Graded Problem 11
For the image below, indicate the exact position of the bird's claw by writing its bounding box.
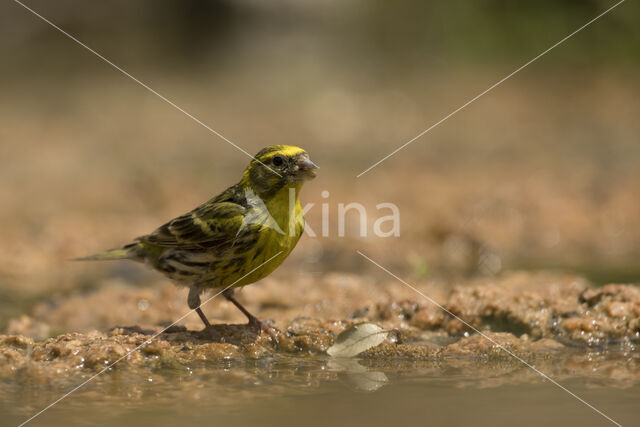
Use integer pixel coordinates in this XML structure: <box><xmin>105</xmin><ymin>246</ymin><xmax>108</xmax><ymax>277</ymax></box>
<box><xmin>249</xmin><ymin>318</ymin><xmax>280</xmax><ymax>345</ymax></box>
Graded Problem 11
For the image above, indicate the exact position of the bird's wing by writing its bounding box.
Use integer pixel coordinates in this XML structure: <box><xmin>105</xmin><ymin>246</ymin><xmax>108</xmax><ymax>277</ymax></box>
<box><xmin>137</xmin><ymin>188</ymin><xmax>251</xmax><ymax>249</ymax></box>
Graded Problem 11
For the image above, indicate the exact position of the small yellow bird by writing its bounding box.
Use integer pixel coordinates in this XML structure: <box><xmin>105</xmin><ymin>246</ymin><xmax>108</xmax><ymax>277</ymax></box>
<box><xmin>78</xmin><ymin>145</ymin><xmax>318</xmax><ymax>337</ymax></box>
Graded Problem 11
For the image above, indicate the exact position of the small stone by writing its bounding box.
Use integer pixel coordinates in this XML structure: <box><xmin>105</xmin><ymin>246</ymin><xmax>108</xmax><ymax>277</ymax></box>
<box><xmin>0</xmin><ymin>335</ymin><xmax>34</xmax><ymax>349</ymax></box>
<box><xmin>562</xmin><ymin>317</ymin><xmax>595</xmax><ymax>333</ymax></box>
<box><xmin>579</xmin><ymin>288</ymin><xmax>603</xmax><ymax>306</ymax></box>
<box><xmin>605</xmin><ymin>302</ymin><xmax>630</xmax><ymax>318</ymax></box>
<box><xmin>140</xmin><ymin>340</ymin><xmax>171</xmax><ymax>356</ymax></box>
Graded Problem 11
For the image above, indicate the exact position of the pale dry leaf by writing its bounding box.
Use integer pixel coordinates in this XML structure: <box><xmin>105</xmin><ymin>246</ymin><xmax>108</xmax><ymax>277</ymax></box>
<box><xmin>327</xmin><ymin>322</ymin><xmax>388</xmax><ymax>358</ymax></box>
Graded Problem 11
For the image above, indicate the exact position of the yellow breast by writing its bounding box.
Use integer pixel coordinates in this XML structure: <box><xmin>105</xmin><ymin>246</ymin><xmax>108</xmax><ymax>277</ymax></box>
<box><xmin>230</xmin><ymin>184</ymin><xmax>305</xmax><ymax>288</ymax></box>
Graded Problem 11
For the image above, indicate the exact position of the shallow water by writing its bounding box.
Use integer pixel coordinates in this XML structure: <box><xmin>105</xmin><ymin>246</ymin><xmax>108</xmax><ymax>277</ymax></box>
<box><xmin>2</xmin><ymin>355</ymin><xmax>637</xmax><ymax>427</ymax></box>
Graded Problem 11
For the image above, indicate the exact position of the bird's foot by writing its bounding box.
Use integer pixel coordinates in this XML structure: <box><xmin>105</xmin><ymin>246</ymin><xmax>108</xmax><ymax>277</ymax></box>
<box><xmin>248</xmin><ymin>317</ymin><xmax>280</xmax><ymax>345</ymax></box>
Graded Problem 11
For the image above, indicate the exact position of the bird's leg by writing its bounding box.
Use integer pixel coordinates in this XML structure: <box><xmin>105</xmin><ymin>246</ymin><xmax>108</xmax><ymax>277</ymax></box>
<box><xmin>188</xmin><ymin>286</ymin><xmax>211</xmax><ymax>329</ymax></box>
<box><xmin>222</xmin><ymin>288</ymin><xmax>278</xmax><ymax>342</ymax></box>
<box><xmin>222</xmin><ymin>288</ymin><xmax>260</xmax><ymax>326</ymax></box>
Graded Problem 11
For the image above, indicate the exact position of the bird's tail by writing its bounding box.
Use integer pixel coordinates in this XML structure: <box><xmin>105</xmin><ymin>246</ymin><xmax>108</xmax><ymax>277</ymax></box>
<box><xmin>73</xmin><ymin>243</ymin><xmax>142</xmax><ymax>261</ymax></box>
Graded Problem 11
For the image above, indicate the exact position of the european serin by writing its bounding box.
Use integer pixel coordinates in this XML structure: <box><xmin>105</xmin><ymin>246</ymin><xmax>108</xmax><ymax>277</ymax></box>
<box><xmin>78</xmin><ymin>145</ymin><xmax>318</xmax><ymax>336</ymax></box>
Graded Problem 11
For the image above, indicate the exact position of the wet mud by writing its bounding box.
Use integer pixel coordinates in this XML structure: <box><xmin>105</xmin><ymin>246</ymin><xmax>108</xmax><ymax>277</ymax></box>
<box><xmin>2</xmin><ymin>271</ymin><xmax>639</xmax><ymax>394</ymax></box>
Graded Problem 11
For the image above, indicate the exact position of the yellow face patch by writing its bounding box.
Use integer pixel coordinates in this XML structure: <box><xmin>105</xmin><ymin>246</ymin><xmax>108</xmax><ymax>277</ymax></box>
<box><xmin>261</xmin><ymin>145</ymin><xmax>306</xmax><ymax>161</ymax></box>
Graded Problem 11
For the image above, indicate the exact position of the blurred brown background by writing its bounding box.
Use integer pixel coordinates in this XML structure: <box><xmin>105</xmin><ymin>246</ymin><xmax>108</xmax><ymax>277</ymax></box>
<box><xmin>1</xmin><ymin>0</ymin><xmax>639</xmax><ymax>329</ymax></box>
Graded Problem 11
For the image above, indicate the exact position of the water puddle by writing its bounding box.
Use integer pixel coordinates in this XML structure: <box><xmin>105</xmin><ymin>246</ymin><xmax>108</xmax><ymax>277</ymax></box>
<box><xmin>2</xmin><ymin>352</ymin><xmax>638</xmax><ymax>426</ymax></box>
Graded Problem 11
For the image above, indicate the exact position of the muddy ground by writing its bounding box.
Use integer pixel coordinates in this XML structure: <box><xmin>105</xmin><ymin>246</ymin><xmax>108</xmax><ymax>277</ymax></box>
<box><xmin>2</xmin><ymin>271</ymin><xmax>639</xmax><ymax>397</ymax></box>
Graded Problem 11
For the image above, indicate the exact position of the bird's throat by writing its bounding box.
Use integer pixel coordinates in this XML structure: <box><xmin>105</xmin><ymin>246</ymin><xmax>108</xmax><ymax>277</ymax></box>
<box><xmin>265</xmin><ymin>183</ymin><xmax>303</xmax><ymax>235</ymax></box>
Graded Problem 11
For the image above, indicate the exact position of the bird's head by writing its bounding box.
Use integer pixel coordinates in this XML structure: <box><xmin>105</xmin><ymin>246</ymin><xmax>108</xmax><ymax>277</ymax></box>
<box><xmin>242</xmin><ymin>145</ymin><xmax>318</xmax><ymax>197</ymax></box>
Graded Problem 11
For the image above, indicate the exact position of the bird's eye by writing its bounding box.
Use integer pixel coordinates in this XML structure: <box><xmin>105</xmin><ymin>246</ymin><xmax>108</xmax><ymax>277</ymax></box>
<box><xmin>272</xmin><ymin>155</ymin><xmax>284</xmax><ymax>166</ymax></box>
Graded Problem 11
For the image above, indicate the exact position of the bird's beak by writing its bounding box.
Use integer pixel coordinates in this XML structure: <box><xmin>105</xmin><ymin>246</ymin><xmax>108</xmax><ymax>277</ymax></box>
<box><xmin>298</xmin><ymin>158</ymin><xmax>319</xmax><ymax>171</ymax></box>
<box><xmin>295</xmin><ymin>157</ymin><xmax>318</xmax><ymax>180</ymax></box>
